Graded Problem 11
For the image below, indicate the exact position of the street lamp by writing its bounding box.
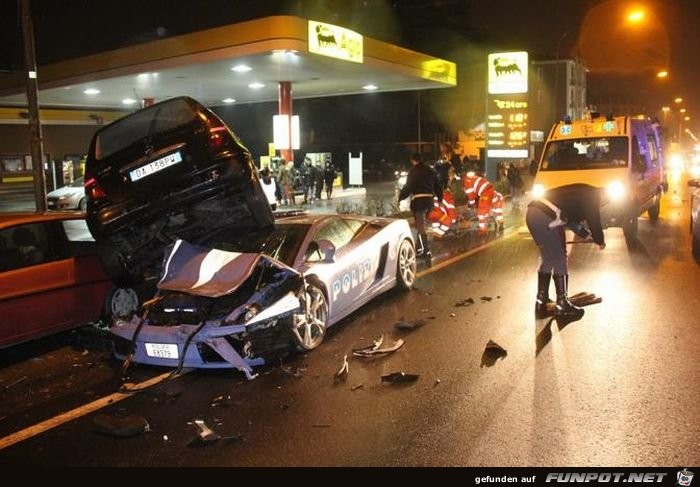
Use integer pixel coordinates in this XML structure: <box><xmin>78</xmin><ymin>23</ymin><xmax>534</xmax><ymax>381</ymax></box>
<box><xmin>680</xmin><ymin>108</ymin><xmax>687</xmax><ymax>114</ymax></box>
<box><xmin>656</xmin><ymin>70</ymin><xmax>668</xmax><ymax>79</ymax></box>
<box><xmin>675</xmin><ymin>97</ymin><xmax>683</xmax><ymax>104</ymax></box>
<box><xmin>626</xmin><ymin>9</ymin><xmax>646</xmax><ymax>24</ymax></box>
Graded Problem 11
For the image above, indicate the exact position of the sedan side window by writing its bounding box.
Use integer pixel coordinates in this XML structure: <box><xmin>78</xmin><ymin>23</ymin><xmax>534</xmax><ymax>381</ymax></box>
<box><xmin>0</xmin><ymin>222</ymin><xmax>70</xmax><ymax>272</ymax></box>
<box><xmin>305</xmin><ymin>219</ymin><xmax>361</xmax><ymax>262</ymax></box>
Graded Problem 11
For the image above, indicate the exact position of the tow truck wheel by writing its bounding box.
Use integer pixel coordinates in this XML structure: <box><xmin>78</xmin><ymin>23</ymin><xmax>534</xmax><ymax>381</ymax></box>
<box><xmin>648</xmin><ymin>194</ymin><xmax>661</xmax><ymax>223</ymax></box>
<box><xmin>623</xmin><ymin>214</ymin><xmax>638</xmax><ymax>241</ymax></box>
<box><xmin>292</xmin><ymin>279</ymin><xmax>328</xmax><ymax>351</ymax></box>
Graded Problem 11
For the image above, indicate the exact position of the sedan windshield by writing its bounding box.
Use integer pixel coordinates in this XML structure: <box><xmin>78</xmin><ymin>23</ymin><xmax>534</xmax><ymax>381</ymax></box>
<box><xmin>200</xmin><ymin>224</ymin><xmax>310</xmax><ymax>267</ymax></box>
<box><xmin>541</xmin><ymin>137</ymin><xmax>629</xmax><ymax>171</ymax></box>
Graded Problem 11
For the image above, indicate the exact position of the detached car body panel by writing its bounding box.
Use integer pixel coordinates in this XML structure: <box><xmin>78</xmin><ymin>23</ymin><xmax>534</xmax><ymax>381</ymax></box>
<box><xmin>110</xmin><ymin>215</ymin><xmax>415</xmax><ymax>377</ymax></box>
<box><xmin>84</xmin><ymin>96</ymin><xmax>273</xmax><ymax>283</ymax></box>
<box><xmin>0</xmin><ymin>213</ymin><xmax>113</xmax><ymax>348</ymax></box>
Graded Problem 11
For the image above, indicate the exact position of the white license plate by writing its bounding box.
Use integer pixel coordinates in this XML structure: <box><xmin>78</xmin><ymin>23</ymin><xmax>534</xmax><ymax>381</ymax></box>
<box><xmin>144</xmin><ymin>343</ymin><xmax>179</xmax><ymax>359</ymax></box>
<box><xmin>129</xmin><ymin>151</ymin><xmax>183</xmax><ymax>182</ymax></box>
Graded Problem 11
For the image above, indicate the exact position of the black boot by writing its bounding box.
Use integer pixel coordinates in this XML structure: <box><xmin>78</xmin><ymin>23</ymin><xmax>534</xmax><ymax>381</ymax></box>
<box><xmin>535</xmin><ymin>271</ymin><xmax>552</xmax><ymax>319</ymax></box>
<box><xmin>553</xmin><ymin>274</ymin><xmax>584</xmax><ymax>321</ymax></box>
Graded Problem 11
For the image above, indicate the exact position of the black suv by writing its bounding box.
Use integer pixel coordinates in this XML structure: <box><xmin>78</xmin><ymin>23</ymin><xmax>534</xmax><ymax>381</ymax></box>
<box><xmin>85</xmin><ymin>97</ymin><xmax>274</xmax><ymax>283</ymax></box>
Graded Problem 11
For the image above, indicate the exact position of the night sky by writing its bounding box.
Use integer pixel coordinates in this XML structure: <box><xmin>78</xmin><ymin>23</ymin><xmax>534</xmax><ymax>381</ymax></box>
<box><xmin>1</xmin><ymin>0</ymin><xmax>698</xmax><ymax>135</ymax></box>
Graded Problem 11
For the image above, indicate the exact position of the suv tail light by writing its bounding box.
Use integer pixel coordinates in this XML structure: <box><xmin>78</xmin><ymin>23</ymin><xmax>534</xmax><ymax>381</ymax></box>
<box><xmin>208</xmin><ymin>125</ymin><xmax>229</xmax><ymax>155</ymax></box>
<box><xmin>85</xmin><ymin>177</ymin><xmax>107</xmax><ymax>200</ymax></box>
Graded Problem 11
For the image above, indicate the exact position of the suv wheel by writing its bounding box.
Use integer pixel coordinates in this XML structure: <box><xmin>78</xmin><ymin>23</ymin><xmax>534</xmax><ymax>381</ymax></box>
<box><xmin>623</xmin><ymin>214</ymin><xmax>638</xmax><ymax>242</ymax></box>
<box><xmin>647</xmin><ymin>194</ymin><xmax>661</xmax><ymax>223</ymax></box>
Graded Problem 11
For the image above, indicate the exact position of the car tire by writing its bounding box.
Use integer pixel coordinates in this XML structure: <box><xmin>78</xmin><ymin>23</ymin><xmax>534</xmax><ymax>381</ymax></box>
<box><xmin>623</xmin><ymin>214</ymin><xmax>638</xmax><ymax>242</ymax></box>
<box><xmin>396</xmin><ymin>238</ymin><xmax>416</xmax><ymax>290</ymax></box>
<box><xmin>647</xmin><ymin>194</ymin><xmax>660</xmax><ymax>223</ymax></box>
<box><xmin>103</xmin><ymin>286</ymin><xmax>139</xmax><ymax>324</ymax></box>
<box><xmin>291</xmin><ymin>278</ymin><xmax>329</xmax><ymax>352</ymax></box>
<box><xmin>78</xmin><ymin>198</ymin><xmax>87</xmax><ymax>211</ymax></box>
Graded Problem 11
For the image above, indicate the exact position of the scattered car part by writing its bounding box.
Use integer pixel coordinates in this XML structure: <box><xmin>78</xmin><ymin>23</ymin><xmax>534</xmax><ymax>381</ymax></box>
<box><xmin>380</xmin><ymin>372</ymin><xmax>420</xmax><ymax>384</ymax></box>
<box><xmin>455</xmin><ymin>298</ymin><xmax>475</xmax><ymax>307</ymax></box>
<box><xmin>353</xmin><ymin>338</ymin><xmax>405</xmax><ymax>357</ymax></box>
<box><xmin>93</xmin><ymin>413</ymin><xmax>150</xmax><ymax>438</ymax></box>
<box><xmin>334</xmin><ymin>354</ymin><xmax>349</xmax><ymax>382</ymax></box>
<box><xmin>394</xmin><ymin>319</ymin><xmax>426</xmax><ymax>330</ymax></box>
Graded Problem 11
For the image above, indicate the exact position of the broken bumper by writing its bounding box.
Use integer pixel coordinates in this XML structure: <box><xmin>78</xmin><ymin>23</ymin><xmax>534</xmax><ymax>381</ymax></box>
<box><xmin>111</xmin><ymin>293</ymin><xmax>301</xmax><ymax>379</ymax></box>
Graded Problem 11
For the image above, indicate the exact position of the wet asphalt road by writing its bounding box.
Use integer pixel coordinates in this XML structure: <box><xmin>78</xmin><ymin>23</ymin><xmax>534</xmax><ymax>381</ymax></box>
<box><xmin>0</xmin><ymin>175</ymin><xmax>698</xmax><ymax>466</ymax></box>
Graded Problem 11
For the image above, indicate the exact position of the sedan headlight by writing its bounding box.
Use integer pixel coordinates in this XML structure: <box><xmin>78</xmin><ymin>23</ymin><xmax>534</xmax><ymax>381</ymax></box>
<box><xmin>398</xmin><ymin>175</ymin><xmax>407</xmax><ymax>187</ymax></box>
<box><xmin>606</xmin><ymin>180</ymin><xmax>626</xmax><ymax>201</ymax></box>
<box><xmin>531</xmin><ymin>183</ymin><xmax>545</xmax><ymax>199</ymax></box>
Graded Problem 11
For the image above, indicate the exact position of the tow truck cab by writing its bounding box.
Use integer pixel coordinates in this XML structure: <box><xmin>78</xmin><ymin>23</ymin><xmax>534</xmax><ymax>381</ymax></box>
<box><xmin>532</xmin><ymin>115</ymin><xmax>665</xmax><ymax>241</ymax></box>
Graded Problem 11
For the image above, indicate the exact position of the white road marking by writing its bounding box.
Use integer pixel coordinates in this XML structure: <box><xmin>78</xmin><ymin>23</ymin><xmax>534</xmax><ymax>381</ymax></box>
<box><xmin>0</xmin><ymin>371</ymin><xmax>175</xmax><ymax>451</ymax></box>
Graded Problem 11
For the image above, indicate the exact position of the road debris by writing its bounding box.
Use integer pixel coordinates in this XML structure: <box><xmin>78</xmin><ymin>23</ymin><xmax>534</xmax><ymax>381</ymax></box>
<box><xmin>481</xmin><ymin>340</ymin><xmax>508</xmax><ymax>367</ymax></box>
<box><xmin>353</xmin><ymin>336</ymin><xmax>405</xmax><ymax>357</ymax></box>
<box><xmin>334</xmin><ymin>354</ymin><xmax>349</xmax><ymax>382</ymax></box>
<box><xmin>281</xmin><ymin>365</ymin><xmax>307</xmax><ymax>378</ymax></box>
<box><xmin>480</xmin><ymin>296</ymin><xmax>493</xmax><ymax>302</ymax></box>
<box><xmin>3</xmin><ymin>376</ymin><xmax>28</xmax><ymax>391</ymax></box>
<box><xmin>394</xmin><ymin>319</ymin><xmax>426</xmax><ymax>330</ymax></box>
<box><xmin>351</xmin><ymin>383</ymin><xmax>364</xmax><ymax>391</ymax></box>
<box><xmin>380</xmin><ymin>372</ymin><xmax>420</xmax><ymax>384</ymax></box>
<box><xmin>455</xmin><ymin>298</ymin><xmax>475</xmax><ymax>307</ymax></box>
<box><xmin>312</xmin><ymin>423</ymin><xmax>331</xmax><ymax>428</ymax></box>
<box><xmin>210</xmin><ymin>394</ymin><xmax>232</xmax><ymax>408</ymax></box>
<box><xmin>449</xmin><ymin>313</ymin><xmax>456</xmax><ymax>317</ymax></box>
<box><xmin>194</xmin><ymin>419</ymin><xmax>220</xmax><ymax>442</ymax></box>
<box><xmin>93</xmin><ymin>413</ymin><xmax>150</xmax><ymax>438</ymax></box>
<box><xmin>434</xmin><ymin>378</ymin><xmax>441</xmax><ymax>387</ymax></box>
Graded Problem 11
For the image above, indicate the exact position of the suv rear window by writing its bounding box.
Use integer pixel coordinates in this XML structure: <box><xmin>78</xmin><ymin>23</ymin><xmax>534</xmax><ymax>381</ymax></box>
<box><xmin>94</xmin><ymin>98</ymin><xmax>198</xmax><ymax>160</ymax></box>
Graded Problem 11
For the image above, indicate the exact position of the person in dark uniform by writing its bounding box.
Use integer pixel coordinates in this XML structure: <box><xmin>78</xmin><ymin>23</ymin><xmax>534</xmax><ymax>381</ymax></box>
<box><xmin>323</xmin><ymin>161</ymin><xmax>337</xmax><ymax>199</ymax></box>
<box><xmin>526</xmin><ymin>183</ymin><xmax>606</xmax><ymax>321</ymax></box>
<box><xmin>398</xmin><ymin>153</ymin><xmax>443</xmax><ymax>259</ymax></box>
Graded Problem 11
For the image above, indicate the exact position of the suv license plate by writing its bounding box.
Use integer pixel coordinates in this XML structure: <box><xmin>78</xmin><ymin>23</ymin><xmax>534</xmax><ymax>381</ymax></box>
<box><xmin>144</xmin><ymin>343</ymin><xmax>179</xmax><ymax>359</ymax></box>
<box><xmin>129</xmin><ymin>151</ymin><xmax>182</xmax><ymax>182</ymax></box>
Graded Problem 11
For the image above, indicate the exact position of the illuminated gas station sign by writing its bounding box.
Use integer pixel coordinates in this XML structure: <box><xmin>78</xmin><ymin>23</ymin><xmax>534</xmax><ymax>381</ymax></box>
<box><xmin>487</xmin><ymin>97</ymin><xmax>529</xmax><ymax>158</ymax></box>
<box><xmin>488</xmin><ymin>51</ymin><xmax>528</xmax><ymax>95</ymax></box>
<box><xmin>308</xmin><ymin>21</ymin><xmax>363</xmax><ymax>63</ymax></box>
<box><xmin>486</xmin><ymin>51</ymin><xmax>529</xmax><ymax>162</ymax></box>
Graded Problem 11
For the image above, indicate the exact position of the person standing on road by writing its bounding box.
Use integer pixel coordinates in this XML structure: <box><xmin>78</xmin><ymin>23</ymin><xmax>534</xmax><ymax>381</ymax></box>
<box><xmin>313</xmin><ymin>162</ymin><xmax>325</xmax><ymax>201</ymax></box>
<box><xmin>277</xmin><ymin>158</ymin><xmax>293</xmax><ymax>206</ymax></box>
<box><xmin>398</xmin><ymin>153</ymin><xmax>443</xmax><ymax>259</ymax></box>
<box><xmin>301</xmin><ymin>157</ymin><xmax>315</xmax><ymax>204</ymax></box>
<box><xmin>526</xmin><ymin>183</ymin><xmax>606</xmax><ymax>322</ymax></box>
<box><xmin>259</xmin><ymin>167</ymin><xmax>279</xmax><ymax>211</ymax></box>
<box><xmin>507</xmin><ymin>162</ymin><xmax>524</xmax><ymax>212</ymax></box>
<box><xmin>323</xmin><ymin>161</ymin><xmax>337</xmax><ymax>200</ymax></box>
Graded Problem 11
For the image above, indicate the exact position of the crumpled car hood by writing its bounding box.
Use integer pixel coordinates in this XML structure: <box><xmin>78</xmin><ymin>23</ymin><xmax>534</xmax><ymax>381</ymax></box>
<box><xmin>158</xmin><ymin>239</ymin><xmax>300</xmax><ymax>298</ymax></box>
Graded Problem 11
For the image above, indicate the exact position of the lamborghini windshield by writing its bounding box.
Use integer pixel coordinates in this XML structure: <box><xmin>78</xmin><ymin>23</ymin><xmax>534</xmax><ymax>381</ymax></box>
<box><xmin>541</xmin><ymin>137</ymin><xmax>629</xmax><ymax>171</ymax></box>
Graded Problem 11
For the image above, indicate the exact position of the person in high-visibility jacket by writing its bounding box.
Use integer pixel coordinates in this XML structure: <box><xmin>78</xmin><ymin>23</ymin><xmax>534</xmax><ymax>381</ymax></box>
<box><xmin>428</xmin><ymin>189</ymin><xmax>457</xmax><ymax>237</ymax></box>
<box><xmin>461</xmin><ymin>172</ymin><xmax>504</xmax><ymax>233</ymax></box>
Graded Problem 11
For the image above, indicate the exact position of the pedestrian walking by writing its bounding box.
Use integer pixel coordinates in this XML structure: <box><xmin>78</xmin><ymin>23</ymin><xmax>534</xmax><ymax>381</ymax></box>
<box><xmin>323</xmin><ymin>161</ymin><xmax>337</xmax><ymax>199</ymax></box>
<box><xmin>313</xmin><ymin>162</ymin><xmax>325</xmax><ymax>200</ymax></box>
<box><xmin>526</xmin><ymin>183</ymin><xmax>606</xmax><ymax>322</ymax></box>
<box><xmin>398</xmin><ymin>153</ymin><xmax>443</xmax><ymax>260</ymax></box>
<box><xmin>507</xmin><ymin>162</ymin><xmax>524</xmax><ymax>212</ymax></box>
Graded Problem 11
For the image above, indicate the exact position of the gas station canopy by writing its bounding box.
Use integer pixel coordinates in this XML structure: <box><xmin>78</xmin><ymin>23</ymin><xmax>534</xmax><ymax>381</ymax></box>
<box><xmin>0</xmin><ymin>16</ymin><xmax>456</xmax><ymax>110</ymax></box>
